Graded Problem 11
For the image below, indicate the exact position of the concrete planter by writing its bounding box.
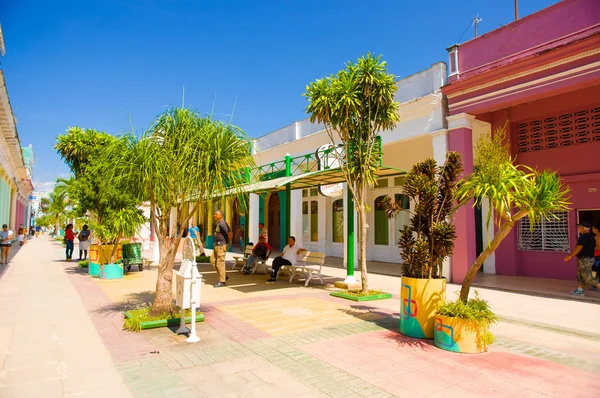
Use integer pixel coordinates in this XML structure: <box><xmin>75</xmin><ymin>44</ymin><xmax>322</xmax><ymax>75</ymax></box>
<box><xmin>123</xmin><ymin>311</ymin><xmax>205</xmax><ymax>330</ymax></box>
<box><xmin>330</xmin><ymin>291</ymin><xmax>392</xmax><ymax>302</ymax></box>
<box><xmin>99</xmin><ymin>263</ymin><xmax>124</xmax><ymax>280</ymax></box>
<box><xmin>89</xmin><ymin>262</ymin><xmax>101</xmax><ymax>277</ymax></box>
<box><xmin>399</xmin><ymin>276</ymin><xmax>446</xmax><ymax>339</ymax></box>
<box><xmin>434</xmin><ymin>314</ymin><xmax>490</xmax><ymax>354</ymax></box>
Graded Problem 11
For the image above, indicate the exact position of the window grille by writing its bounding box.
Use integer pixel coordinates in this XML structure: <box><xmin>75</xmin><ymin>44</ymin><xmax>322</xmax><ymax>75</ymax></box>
<box><xmin>518</xmin><ymin>211</ymin><xmax>569</xmax><ymax>252</ymax></box>
<box><xmin>516</xmin><ymin>106</ymin><xmax>600</xmax><ymax>153</ymax></box>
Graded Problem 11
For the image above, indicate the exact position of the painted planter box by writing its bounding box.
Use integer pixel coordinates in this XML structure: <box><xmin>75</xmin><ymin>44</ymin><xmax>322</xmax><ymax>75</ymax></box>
<box><xmin>89</xmin><ymin>262</ymin><xmax>101</xmax><ymax>277</ymax></box>
<box><xmin>434</xmin><ymin>314</ymin><xmax>490</xmax><ymax>354</ymax></box>
<box><xmin>99</xmin><ymin>264</ymin><xmax>124</xmax><ymax>280</ymax></box>
<box><xmin>399</xmin><ymin>276</ymin><xmax>446</xmax><ymax>339</ymax></box>
<box><xmin>123</xmin><ymin>311</ymin><xmax>205</xmax><ymax>330</ymax></box>
<box><xmin>330</xmin><ymin>291</ymin><xmax>392</xmax><ymax>302</ymax></box>
<box><xmin>89</xmin><ymin>244</ymin><xmax>123</xmax><ymax>266</ymax></box>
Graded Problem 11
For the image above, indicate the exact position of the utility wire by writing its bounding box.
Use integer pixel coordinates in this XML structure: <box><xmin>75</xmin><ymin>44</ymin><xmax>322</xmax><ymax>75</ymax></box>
<box><xmin>457</xmin><ymin>18</ymin><xmax>474</xmax><ymax>43</ymax></box>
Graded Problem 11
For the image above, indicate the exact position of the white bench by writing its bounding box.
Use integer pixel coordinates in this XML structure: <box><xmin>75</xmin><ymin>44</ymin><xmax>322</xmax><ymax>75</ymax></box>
<box><xmin>232</xmin><ymin>245</ymin><xmax>253</xmax><ymax>271</ymax></box>
<box><xmin>281</xmin><ymin>252</ymin><xmax>326</xmax><ymax>286</ymax></box>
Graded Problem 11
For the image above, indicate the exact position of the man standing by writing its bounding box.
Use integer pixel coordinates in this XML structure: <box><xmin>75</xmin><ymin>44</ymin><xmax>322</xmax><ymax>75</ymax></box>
<box><xmin>564</xmin><ymin>221</ymin><xmax>600</xmax><ymax>296</ymax></box>
<box><xmin>259</xmin><ymin>222</ymin><xmax>268</xmax><ymax>243</ymax></box>
<box><xmin>210</xmin><ymin>210</ymin><xmax>230</xmax><ymax>287</ymax></box>
<box><xmin>267</xmin><ymin>236</ymin><xmax>305</xmax><ymax>282</ymax></box>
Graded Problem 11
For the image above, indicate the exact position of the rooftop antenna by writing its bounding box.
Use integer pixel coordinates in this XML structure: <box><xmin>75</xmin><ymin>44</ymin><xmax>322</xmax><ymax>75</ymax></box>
<box><xmin>473</xmin><ymin>14</ymin><xmax>482</xmax><ymax>38</ymax></box>
<box><xmin>514</xmin><ymin>0</ymin><xmax>519</xmax><ymax>20</ymax></box>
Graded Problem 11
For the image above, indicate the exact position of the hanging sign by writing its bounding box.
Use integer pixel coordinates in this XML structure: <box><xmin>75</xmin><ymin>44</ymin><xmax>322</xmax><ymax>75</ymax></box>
<box><xmin>316</xmin><ymin>144</ymin><xmax>344</xmax><ymax>198</ymax></box>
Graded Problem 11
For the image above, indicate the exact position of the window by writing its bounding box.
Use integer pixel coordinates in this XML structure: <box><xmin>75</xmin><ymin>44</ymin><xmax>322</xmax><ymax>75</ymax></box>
<box><xmin>302</xmin><ymin>202</ymin><xmax>309</xmax><ymax>242</ymax></box>
<box><xmin>394</xmin><ymin>176</ymin><xmax>405</xmax><ymax>186</ymax></box>
<box><xmin>394</xmin><ymin>194</ymin><xmax>410</xmax><ymax>246</ymax></box>
<box><xmin>332</xmin><ymin>199</ymin><xmax>343</xmax><ymax>243</ymax></box>
<box><xmin>374</xmin><ymin>196</ymin><xmax>388</xmax><ymax>245</ymax></box>
<box><xmin>376</xmin><ymin>178</ymin><xmax>389</xmax><ymax>188</ymax></box>
<box><xmin>310</xmin><ymin>201</ymin><xmax>319</xmax><ymax>241</ymax></box>
<box><xmin>310</xmin><ymin>188</ymin><xmax>318</xmax><ymax>197</ymax></box>
<box><xmin>516</xmin><ymin>106</ymin><xmax>600</xmax><ymax>153</ymax></box>
<box><xmin>448</xmin><ymin>45</ymin><xmax>459</xmax><ymax>76</ymax></box>
<box><xmin>518</xmin><ymin>211</ymin><xmax>569</xmax><ymax>252</ymax></box>
<box><xmin>302</xmin><ymin>189</ymin><xmax>308</xmax><ymax>198</ymax></box>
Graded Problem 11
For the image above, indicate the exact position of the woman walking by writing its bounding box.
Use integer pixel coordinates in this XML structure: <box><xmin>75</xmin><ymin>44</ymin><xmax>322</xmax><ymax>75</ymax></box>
<box><xmin>17</xmin><ymin>225</ymin><xmax>26</xmax><ymax>246</ymax></box>
<box><xmin>0</xmin><ymin>224</ymin><xmax>13</xmax><ymax>264</ymax></box>
<box><xmin>65</xmin><ymin>224</ymin><xmax>75</xmax><ymax>261</ymax></box>
<box><xmin>593</xmin><ymin>223</ymin><xmax>600</xmax><ymax>282</ymax></box>
<box><xmin>78</xmin><ymin>224</ymin><xmax>91</xmax><ymax>261</ymax></box>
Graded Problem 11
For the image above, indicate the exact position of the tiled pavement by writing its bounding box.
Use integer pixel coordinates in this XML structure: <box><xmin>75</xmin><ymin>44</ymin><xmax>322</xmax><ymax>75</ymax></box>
<box><xmin>2</xmin><ymin>236</ymin><xmax>600</xmax><ymax>397</ymax></box>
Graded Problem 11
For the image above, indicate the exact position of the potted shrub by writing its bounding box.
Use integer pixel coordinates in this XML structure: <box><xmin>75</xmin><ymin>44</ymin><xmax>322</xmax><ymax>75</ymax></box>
<box><xmin>90</xmin><ymin>208</ymin><xmax>146</xmax><ymax>279</ymax></box>
<box><xmin>434</xmin><ymin>126</ymin><xmax>570</xmax><ymax>353</ymax></box>
<box><xmin>384</xmin><ymin>152</ymin><xmax>463</xmax><ymax>338</ymax></box>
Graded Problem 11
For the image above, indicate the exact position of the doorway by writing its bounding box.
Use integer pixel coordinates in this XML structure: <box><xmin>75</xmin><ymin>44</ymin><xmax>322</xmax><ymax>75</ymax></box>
<box><xmin>232</xmin><ymin>199</ymin><xmax>242</xmax><ymax>252</ymax></box>
<box><xmin>268</xmin><ymin>194</ymin><xmax>281</xmax><ymax>250</ymax></box>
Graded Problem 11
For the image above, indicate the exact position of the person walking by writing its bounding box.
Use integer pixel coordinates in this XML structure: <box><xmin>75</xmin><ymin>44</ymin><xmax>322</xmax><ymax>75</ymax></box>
<box><xmin>593</xmin><ymin>223</ymin><xmax>600</xmax><ymax>283</ymax></box>
<box><xmin>65</xmin><ymin>224</ymin><xmax>75</xmax><ymax>262</ymax></box>
<box><xmin>210</xmin><ymin>210</ymin><xmax>230</xmax><ymax>288</ymax></box>
<box><xmin>259</xmin><ymin>223</ymin><xmax>268</xmax><ymax>243</ymax></box>
<box><xmin>564</xmin><ymin>221</ymin><xmax>600</xmax><ymax>296</ymax></box>
<box><xmin>267</xmin><ymin>236</ymin><xmax>305</xmax><ymax>282</ymax></box>
<box><xmin>17</xmin><ymin>225</ymin><xmax>26</xmax><ymax>246</ymax></box>
<box><xmin>78</xmin><ymin>224</ymin><xmax>91</xmax><ymax>261</ymax></box>
<box><xmin>0</xmin><ymin>224</ymin><xmax>14</xmax><ymax>264</ymax></box>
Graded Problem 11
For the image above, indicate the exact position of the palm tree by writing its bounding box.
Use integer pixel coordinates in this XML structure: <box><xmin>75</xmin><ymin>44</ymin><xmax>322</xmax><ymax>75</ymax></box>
<box><xmin>455</xmin><ymin>125</ymin><xmax>570</xmax><ymax>302</ymax></box>
<box><xmin>103</xmin><ymin>107</ymin><xmax>254</xmax><ymax>315</ymax></box>
<box><xmin>305</xmin><ymin>53</ymin><xmax>400</xmax><ymax>293</ymax></box>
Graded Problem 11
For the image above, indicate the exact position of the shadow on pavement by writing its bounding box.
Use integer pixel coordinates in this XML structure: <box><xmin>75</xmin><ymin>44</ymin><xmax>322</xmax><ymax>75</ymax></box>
<box><xmin>93</xmin><ymin>290</ymin><xmax>155</xmax><ymax>314</ymax></box>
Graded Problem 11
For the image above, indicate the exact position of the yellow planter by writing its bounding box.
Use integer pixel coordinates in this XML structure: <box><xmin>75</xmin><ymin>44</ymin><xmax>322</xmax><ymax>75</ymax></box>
<box><xmin>399</xmin><ymin>277</ymin><xmax>446</xmax><ymax>339</ymax></box>
<box><xmin>434</xmin><ymin>314</ymin><xmax>490</xmax><ymax>354</ymax></box>
<box><xmin>90</xmin><ymin>244</ymin><xmax>123</xmax><ymax>265</ymax></box>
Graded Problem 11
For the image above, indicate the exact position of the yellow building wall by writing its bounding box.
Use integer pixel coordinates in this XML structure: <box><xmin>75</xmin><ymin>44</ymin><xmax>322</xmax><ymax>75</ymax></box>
<box><xmin>382</xmin><ymin>135</ymin><xmax>434</xmax><ymax>171</ymax></box>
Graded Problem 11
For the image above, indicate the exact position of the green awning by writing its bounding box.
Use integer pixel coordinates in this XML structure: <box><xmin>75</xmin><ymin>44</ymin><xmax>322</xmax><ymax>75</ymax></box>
<box><xmin>246</xmin><ymin>166</ymin><xmax>406</xmax><ymax>194</ymax></box>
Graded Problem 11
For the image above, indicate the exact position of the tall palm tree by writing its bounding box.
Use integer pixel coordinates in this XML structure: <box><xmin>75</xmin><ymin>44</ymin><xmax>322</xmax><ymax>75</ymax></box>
<box><xmin>455</xmin><ymin>125</ymin><xmax>570</xmax><ymax>302</ymax></box>
<box><xmin>103</xmin><ymin>107</ymin><xmax>254</xmax><ymax>315</ymax></box>
<box><xmin>305</xmin><ymin>53</ymin><xmax>400</xmax><ymax>293</ymax></box>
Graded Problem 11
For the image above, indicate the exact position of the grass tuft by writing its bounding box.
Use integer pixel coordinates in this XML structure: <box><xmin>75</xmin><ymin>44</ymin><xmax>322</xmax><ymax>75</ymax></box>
<box><xmin>345</xmin><ymin>289</ymin><xmax>387</xmax><ymax>297</ymax></box>
<box><xmin>195</xmin><ymin>255</ymin><xmax>211</xmax><ymax>263</ymax></box>
<box><xmin>78</xmin><ymin>260</ymin><xmax>89</xmax><ymax>268</ymax></box>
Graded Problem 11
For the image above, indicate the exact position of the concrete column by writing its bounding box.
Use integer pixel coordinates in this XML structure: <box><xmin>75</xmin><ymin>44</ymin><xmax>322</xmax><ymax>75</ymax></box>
<box><xmin>206</xmin><ymin>201</ymin><xmax>214</xmax><ymax>249</ymax></box>
<box><xmin>432</xmin><ymin>129</ymin><xmax>452</xmax><ymax>280</ymax></box>
<box><xmin>290</xmin><ymin>190</ymin><xmax>303</xmax><ymax>248</ymax></box>
<box><xmin>248</xmin><ymin>194</ymin><xmax>259</xmax><ymax>246</ymax></box>
<box><xmin>225</xmin><ymin>197</ymin><xmax>233</xmax><ymax>251</ymax></box>
<box><xmin>10</xmin><ymin>185</ymin><xmax>17</xmax><ymax>231</ymax></box>
<box><xmin>448</xmin><ymin>113</ymin><xmax>477</xmax><ymax>284</ymax></box>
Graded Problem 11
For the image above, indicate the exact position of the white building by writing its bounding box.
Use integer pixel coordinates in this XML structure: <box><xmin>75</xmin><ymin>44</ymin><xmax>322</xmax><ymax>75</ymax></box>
<box><xmin>241</xmin><ymin>63</ymin><xmax>449</xmax><ymax>271</ymax></box>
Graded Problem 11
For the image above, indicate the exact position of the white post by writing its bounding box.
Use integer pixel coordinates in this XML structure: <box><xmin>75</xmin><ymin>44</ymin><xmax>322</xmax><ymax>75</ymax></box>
<box><xmin>432</xmin><ymin>129</ymin><xmax>452</xmax><ymax>280</ymax></box>
<box><xmin>175</xmin><ymin>307</ymin><xmax>188</xmax><ymax>334</ymax></box>
<box><xmin>290</xmin><ymin>190</ymin><xmax>303</xmax><ymax>248</ymax></box>
<box><xmin>186</xmin><ymin>275</ymin><xmax>201</xmax><ymax>343</ymax></box>
<box><xmin>249</xmin><ymin>193</ymin><xmax>259</xmax><ymax>245</ymax></box>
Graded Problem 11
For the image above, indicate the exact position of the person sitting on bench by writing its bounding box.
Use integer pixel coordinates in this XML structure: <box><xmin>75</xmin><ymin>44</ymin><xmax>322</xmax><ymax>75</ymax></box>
<box><xmin>244</xmin><ymin>235</ymin><xmax>272</xmax><ymax>274</ymax></box>
<box><xmin>267</xmin><ymin>236</ymin><xmax>306</xmax><ymax>282</ymax></box>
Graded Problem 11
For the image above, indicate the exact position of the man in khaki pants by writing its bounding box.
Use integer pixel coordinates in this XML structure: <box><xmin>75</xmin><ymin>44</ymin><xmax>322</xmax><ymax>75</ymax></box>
<box><xmin>210</xmin><ymin>210</ymin><xmax>230</xmax><ymax>287</ymax></box>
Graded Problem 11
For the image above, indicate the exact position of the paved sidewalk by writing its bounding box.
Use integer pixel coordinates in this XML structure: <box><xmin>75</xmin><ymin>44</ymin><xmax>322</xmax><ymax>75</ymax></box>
<box><xmin>0</xmin><ymin>236</ymin><xmax>132</xmax><ymax>398</ymax></box>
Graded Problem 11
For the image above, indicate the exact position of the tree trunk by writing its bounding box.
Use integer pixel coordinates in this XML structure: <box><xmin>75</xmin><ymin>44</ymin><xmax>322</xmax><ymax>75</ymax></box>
<box><xmin>151</xmin><ymin>237</ymin><xmax>178</xmax><ymax>315</ymax></box>
<box><xmin>458</xmin><ymin>220</ymin><xmax>517</xmax><ymax>303</ymax></box>
<box><xmin>357</xmin><ymin>193</ymin><xmax>369</xmax><ymax>293</ymax></box>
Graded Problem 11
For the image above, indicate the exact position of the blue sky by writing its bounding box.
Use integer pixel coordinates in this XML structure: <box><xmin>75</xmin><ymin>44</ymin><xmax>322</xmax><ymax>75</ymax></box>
<box><xmin>3</xmin><ymin>0</ymin><xmax>557</xmax><ymax>188</ymax></box>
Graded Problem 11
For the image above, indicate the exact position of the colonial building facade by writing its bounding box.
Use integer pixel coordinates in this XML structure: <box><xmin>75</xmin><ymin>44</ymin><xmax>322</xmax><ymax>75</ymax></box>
<box><xmin>442</xmin><ymin>0</ymin><xmax>600</xmax><ymax>281</ymax></box>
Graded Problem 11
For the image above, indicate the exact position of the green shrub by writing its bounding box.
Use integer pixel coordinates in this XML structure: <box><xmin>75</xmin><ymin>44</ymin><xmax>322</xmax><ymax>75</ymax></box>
<box><xmin>196</xmin><ymin>255</ymin><xmax>211</xmax><ymax>263</ymax></box>
<box><xmin>438</xmin><ymin>291</ymin><xmax>498</xmax><ymax>345</ymax></box>
<box><xmin>78</xmin><ymin>260</ymin><xmax>89</xmax><ymax>268</ymax></box>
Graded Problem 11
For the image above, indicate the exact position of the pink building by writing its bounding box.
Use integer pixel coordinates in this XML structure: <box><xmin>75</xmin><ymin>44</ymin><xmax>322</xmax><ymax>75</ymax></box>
<box><xmin>443</xmin><ymin>0</ymin><xmax>600</xmax><ymax>282</ymax></box>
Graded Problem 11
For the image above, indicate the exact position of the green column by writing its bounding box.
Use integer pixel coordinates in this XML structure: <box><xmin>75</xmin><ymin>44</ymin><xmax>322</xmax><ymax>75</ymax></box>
<box><xmin>346</xmin><ymin>186</ymin><xmax>355</xmax><ymax>275</ymax></box>
<box><xmin>285</xmin><ymin>154</ymin><xmax>291</xmax><ymax>239</ymax></box>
